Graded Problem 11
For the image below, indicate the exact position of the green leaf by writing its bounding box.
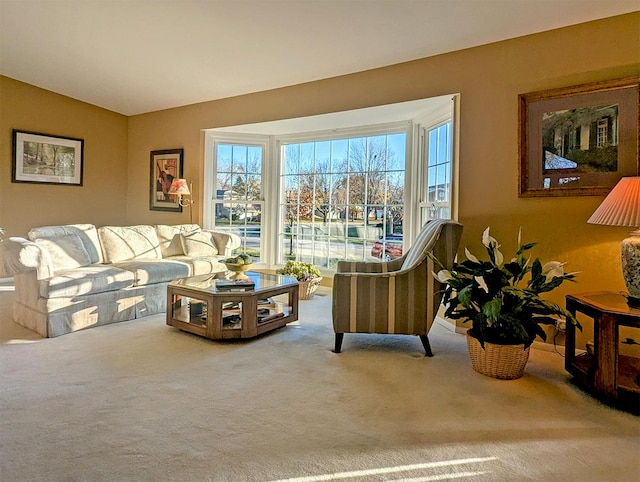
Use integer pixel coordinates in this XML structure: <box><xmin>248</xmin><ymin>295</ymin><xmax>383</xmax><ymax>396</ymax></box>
<box><xmin>533</xmin><ymin>324</ymin><xmax>547</xmax><ymax>342</ymax></box>
<box><xmin>532</xmin><ymin>316</ymin><xmax>557</xmax><ymax>325</ymax></box>
<box><xmin>504</xmin><ymin>261</ymin><xmax>522</xmax><ymax>278</ymax></box>
<box><xmin>531</xmin><ymin>259</ymin><xmax>542</xmax><ymax>280</ymax></box>
<box><xmin>482</xmin><ymin>298</ymin><xmax>502</xmax><ymax>321</ymax></box>
<box><xmin>516</xmin><ymin>242</ymin><xmax>537</xmax><ymax>255</ymax></box>
<box><xmin>457</xmin><ymin>285</ymin><xmax>473</xmax><ymax>307</ymax></box>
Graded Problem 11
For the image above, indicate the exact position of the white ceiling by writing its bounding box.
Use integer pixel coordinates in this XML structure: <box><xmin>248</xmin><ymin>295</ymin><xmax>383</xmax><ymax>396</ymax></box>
<box><xmin>1</xmin><ymin>0</ymin><xmax>637</xmax><ymax>116</ymax></box>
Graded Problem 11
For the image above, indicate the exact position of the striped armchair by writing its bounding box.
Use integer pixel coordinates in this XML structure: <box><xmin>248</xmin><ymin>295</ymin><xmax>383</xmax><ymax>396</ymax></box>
<box><xmin>332</xmin><ymin>219</ymin><xmax>463</xmax><ymax>355</ymax></box>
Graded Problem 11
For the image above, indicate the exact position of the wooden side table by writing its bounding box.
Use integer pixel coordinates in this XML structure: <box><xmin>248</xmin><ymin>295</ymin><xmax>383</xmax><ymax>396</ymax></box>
<box><xmin>565</xmin><ymin>291</ymin><xmax>640</xmax><ymax>410</ymax></box>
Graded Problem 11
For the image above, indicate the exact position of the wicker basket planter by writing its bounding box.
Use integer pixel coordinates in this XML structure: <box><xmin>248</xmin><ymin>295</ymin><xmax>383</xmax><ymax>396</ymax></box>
<box><xmin>466</xmin><ymin>331</ymin><xmax>530</xmax><ymax>380</ymax></box>
<box><xmin>298</xmin><ymin>277</ymin><xmax>322</xmax><ymax>300</ymax></box>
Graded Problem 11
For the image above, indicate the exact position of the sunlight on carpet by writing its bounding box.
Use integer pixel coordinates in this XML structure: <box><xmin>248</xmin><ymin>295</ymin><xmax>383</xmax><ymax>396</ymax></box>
<box><xmin>270</xmin><ymin>457</ymin><xmax>497</xmax><ymax>481</ymax></box>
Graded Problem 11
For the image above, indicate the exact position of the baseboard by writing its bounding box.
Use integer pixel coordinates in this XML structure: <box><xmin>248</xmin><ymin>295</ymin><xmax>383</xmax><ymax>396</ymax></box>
<box><xmin>434</xmin><ymin>315</ymin><xmax>458</xmax><ymax>333</ymax></box>
<box><xmin>532</xmin><ymin>339</ymin><xmax>565</xmax><ymax>354</ymax></box>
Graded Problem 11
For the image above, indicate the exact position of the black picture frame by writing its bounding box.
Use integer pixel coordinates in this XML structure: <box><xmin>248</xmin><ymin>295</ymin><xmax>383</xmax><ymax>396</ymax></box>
<box><xmin>12</xmin><ymin>129</ymin><xmax>84</xmax><ymax>186</ymax></box>
<box><xmin>150</xmin><ymin>148</ymin><xmax>184</xmax><ymax>212</ymax></box>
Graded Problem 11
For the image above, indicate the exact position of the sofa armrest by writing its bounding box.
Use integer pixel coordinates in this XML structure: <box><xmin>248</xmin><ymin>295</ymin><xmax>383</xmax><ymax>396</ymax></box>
<box><xmin>205</xmin><ymin>230</ymin><xmax>242</xmax><ymax>257</ymax></box>
<box><xmin>0</xmin><ymin>237</ymin><xmax>54</xmax><ymax>279</ymax></box>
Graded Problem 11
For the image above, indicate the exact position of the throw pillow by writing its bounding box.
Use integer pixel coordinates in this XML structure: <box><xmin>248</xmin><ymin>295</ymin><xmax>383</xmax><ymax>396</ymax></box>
<box><xmin>180</xmin><ymin>231</ymin><xmax>218</xmax><ymax>257</ymax></box>
<box><xmin>35</xmin><ymin>235</ymin><xmax>92</xmax><ymax>272</ymax></box>
<box><xmin>155</xmin><ymin>224</ymin><xmax>200</xmax><ymax>257</ymax></box>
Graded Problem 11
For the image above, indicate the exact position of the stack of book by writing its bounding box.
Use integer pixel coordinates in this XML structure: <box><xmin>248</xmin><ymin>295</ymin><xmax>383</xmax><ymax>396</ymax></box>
<box><xmin>215</xmin><ymin>278</ymin><xmax>255</xmax><ymax>291</ymax></box>
<box><xmin>257</xmin><ymin>310</ymin><xmax>285</xmax><ymax>324</ymax></box>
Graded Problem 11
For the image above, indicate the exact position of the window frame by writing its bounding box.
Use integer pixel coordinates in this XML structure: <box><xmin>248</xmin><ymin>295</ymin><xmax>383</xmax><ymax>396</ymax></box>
<box><xmin>203</xmin><ymin>133</ymin><xmax>271</xmax><ymax>265</ymax></box>
<box><xmin>275</xmin><ymin>122</ymin><xmax>413</xmax><ymax>269</ymax></box>
<box><xmin>415</xmin><ymin>96</ymin><xmax>458</xmax><ymax>241</ymax></box>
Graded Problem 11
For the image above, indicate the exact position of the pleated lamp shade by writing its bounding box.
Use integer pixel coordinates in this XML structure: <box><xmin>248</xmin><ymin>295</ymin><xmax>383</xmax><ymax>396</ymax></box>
<box><xmin>587</xmin><ymin>177</ymin><xmax>640</xmax><ymax>227</ymax></box>
<box><xmin>588</xmin><ymin>176</ymin><xmax>640</xmax><ymax>306</ymax></box>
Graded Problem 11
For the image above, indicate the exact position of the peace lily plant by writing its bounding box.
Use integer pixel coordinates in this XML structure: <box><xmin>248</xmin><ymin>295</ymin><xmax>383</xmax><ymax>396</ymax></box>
<box><xmin>434</xmin><ymin>227</ymin><xmax>581</xmax><ymax>349</ymax></box>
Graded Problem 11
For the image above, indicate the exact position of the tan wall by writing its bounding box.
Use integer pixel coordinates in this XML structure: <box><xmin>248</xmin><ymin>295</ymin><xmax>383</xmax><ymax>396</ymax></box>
<box><xmin>0</xmin><ymin>77</ymin><xmax>128</xmax><ymax>236</ymax></box>
<box><xmin>128</xmin><ymin>13</ymin><xmax>640</xmax><ymax>312</ymax></box>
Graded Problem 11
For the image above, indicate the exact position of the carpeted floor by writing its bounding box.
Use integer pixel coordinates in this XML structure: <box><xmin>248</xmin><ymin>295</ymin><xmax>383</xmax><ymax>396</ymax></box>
<box><xmin>1</xmin><ymin>280</ymin><xmax>639</xmax><ymax>482</ymax></box>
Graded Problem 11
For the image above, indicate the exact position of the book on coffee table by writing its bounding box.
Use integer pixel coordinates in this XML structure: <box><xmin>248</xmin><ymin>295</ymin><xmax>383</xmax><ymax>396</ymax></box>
<box><xmin>215</xmin><ymin>278</ymin><xmax>255</xmax><ymax>291</ymax></box>
<box><xmin>257</xmin><ymin>311</ymin><xmax>285</xmax><ymax>324</ymax></box>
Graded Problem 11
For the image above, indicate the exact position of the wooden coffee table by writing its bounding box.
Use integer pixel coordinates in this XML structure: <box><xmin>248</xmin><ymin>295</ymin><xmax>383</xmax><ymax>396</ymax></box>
<box><xmin>166</xmin><ymin>272</ymin><xmax>299</xmax><ymax>340</ymax></box>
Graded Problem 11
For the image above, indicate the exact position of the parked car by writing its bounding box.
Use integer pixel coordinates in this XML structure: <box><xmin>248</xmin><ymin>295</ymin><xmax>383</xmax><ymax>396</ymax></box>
<box><xmin>371</xmin><ymin>234</ymin><xmax>403</xmax><ymax>261</ymax></box>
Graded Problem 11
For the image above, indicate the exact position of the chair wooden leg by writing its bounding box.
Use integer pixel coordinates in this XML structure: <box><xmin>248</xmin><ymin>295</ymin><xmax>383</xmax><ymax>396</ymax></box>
<box><xmin>420</xmin><ymin>335</ymin><xmax>434</xmax><ymax>357</ymax></box>
<box><xmin>334</xmin><ymin>333</ymin><xmax>344</xmax><ymax>353</ymax></box>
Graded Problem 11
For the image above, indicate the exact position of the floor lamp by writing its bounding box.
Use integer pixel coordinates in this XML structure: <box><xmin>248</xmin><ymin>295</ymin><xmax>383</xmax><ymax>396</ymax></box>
<box><xmin>168</xmin><ymin>178</ymin><xmax>195</xmax><ymax>224</ymax></box>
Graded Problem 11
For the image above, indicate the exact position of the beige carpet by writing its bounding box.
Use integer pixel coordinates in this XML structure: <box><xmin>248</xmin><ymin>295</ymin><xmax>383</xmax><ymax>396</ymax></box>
<box><xmin>0</xmin><ymin>281</ymin><xmax>639</xmax><ymax>482</ymax></box>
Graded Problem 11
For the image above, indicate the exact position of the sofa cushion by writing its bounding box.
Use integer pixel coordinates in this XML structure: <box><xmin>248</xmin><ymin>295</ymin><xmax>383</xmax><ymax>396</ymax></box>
<box><xmin>180</xmin><ymin>231</ymin><xmax>218</xmax><ymax>257</ymax></box>
<box><xmin>98</xmin><ymin>225</ymin><xmax>162</xmax><ymax>263</ymax></box>
<box><xmin>155</xmin><ymin>224</ymin><xmax>201</xmax><ymax>257</ymax></box>
<box><xmin>207</xmin><ymin>230</ymin><xmax>241</xmax><ymax>257</ymax></box>
<box><xmin>111</xmin><ymin>259</ymin><xmax>190</xmax><ymax>286</ymax></box>
<box><xmin>39</xmin><ymin>265</ymin><xmax>135</xmax><ymax>299</ymax></box>
<box><xmin>29</xmin><ymin>224</ymin><xmax>103</xmax><ymax>264</ymax></box>
<box><xmin>167</xmin><ymin>255</ymin><xmax>227</xmax><ymax>275</ymax></box>
<box><xmin>35</xmin><ymin>235</ymin><xmax>92</xmax><ymax>272</ymax></box>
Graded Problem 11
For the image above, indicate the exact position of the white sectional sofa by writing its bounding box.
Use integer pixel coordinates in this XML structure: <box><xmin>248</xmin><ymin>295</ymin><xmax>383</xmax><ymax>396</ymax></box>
<box><xmin>1</xmin><ymin>223</ymin><xmax>240</xmax><ymax>337</ymax></box>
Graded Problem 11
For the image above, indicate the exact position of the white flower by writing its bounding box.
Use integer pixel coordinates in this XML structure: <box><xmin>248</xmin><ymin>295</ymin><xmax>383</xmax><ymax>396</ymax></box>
<box><xmin>482</xmin><ymin>227</ymin><xmax>504</xmax><ymax>265</ymax></box>
<box><xmin>493</xmin><ymin>248</ymin><xmax>504</xmax><ymax>266</ymax></box>
<box><xmin>475</xmin><ymin>275</ymin><xmax>489</xmax><ymax>293</ymax></box>
<box><xmin>435</xmin><ymin>269</ymin><xmax>453</xmax><ymax>283</ymax></box>
<box><xmin>465</xmin><ymin>247</ymin><xmax>479</xmax><ymax>263</ymax></box>
<box><xmin>542</xmin><ymin>261</ymin><xmax>566</xmax><ymax>281</ymax></box>
<box><xmin>482</xmin><ymin>227</ymin><xmax>499</xmax><ymax>248</ymax></box>
<box><xmin>517</xmin><ymin>226</ymin><xmax>522</xmax><ymax>246</ymax></box>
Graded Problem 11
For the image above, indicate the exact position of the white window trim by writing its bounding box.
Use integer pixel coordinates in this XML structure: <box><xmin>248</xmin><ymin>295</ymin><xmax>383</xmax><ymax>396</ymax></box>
<box><xmin>203</xmin><ymin>133</ymin><xmax>272</xmax><ymax>266</ymax></box>
<box><xmin>416</xmin><ymin>95</ymin><xmax>459</xmax><ymax>237</ymax></box>
<box><xmin>276</xmin><ymin>122</ymin><xmax>413</xmax><ymax>269</ymax></box>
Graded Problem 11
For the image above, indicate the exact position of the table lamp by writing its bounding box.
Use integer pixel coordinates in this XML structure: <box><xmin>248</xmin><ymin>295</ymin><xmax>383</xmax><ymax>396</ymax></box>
<box><xmin>587</xmin><ymin>176</ymin><xmax>640</xmax><ymax>307</ymax></box>
<box><xmin>168</xmin><ymin>178</ymin><xmax>195</xmax><ymax>224</ymax></box>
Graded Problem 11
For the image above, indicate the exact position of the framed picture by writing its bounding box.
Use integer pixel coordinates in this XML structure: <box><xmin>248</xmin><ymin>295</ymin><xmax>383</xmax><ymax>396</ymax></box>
<box><xmin>150</xmin><ymin>148</ymin><xmax>184</xmax><ymax>212</ymax></box>
<box><xmin>12</xmin><ymin>130</ymin><xmax>84</xmax><ymax>186</ymax></box>
<box><xmin>519</xmin><ymin>77</ymin><xmax>639</xmax><ymax>197</ymax></box>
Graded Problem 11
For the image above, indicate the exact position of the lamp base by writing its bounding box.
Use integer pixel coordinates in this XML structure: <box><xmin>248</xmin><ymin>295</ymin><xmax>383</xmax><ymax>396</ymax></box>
<box><xmin>621</xmin><ymin>230</ymin><xmax>640</xmax><ymax>305</ymax></box>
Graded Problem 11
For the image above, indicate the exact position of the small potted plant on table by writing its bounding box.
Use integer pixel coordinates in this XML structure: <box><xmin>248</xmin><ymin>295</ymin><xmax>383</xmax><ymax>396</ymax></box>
<box><xmin>434</xmin><ymin>227</ymin><xmax>580</xmax><ymax>379</ymax></box>
<box><xmin>276</xmin><ymin>261</ymin><xmax>322</xmax><ymax>300</ymax></box>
